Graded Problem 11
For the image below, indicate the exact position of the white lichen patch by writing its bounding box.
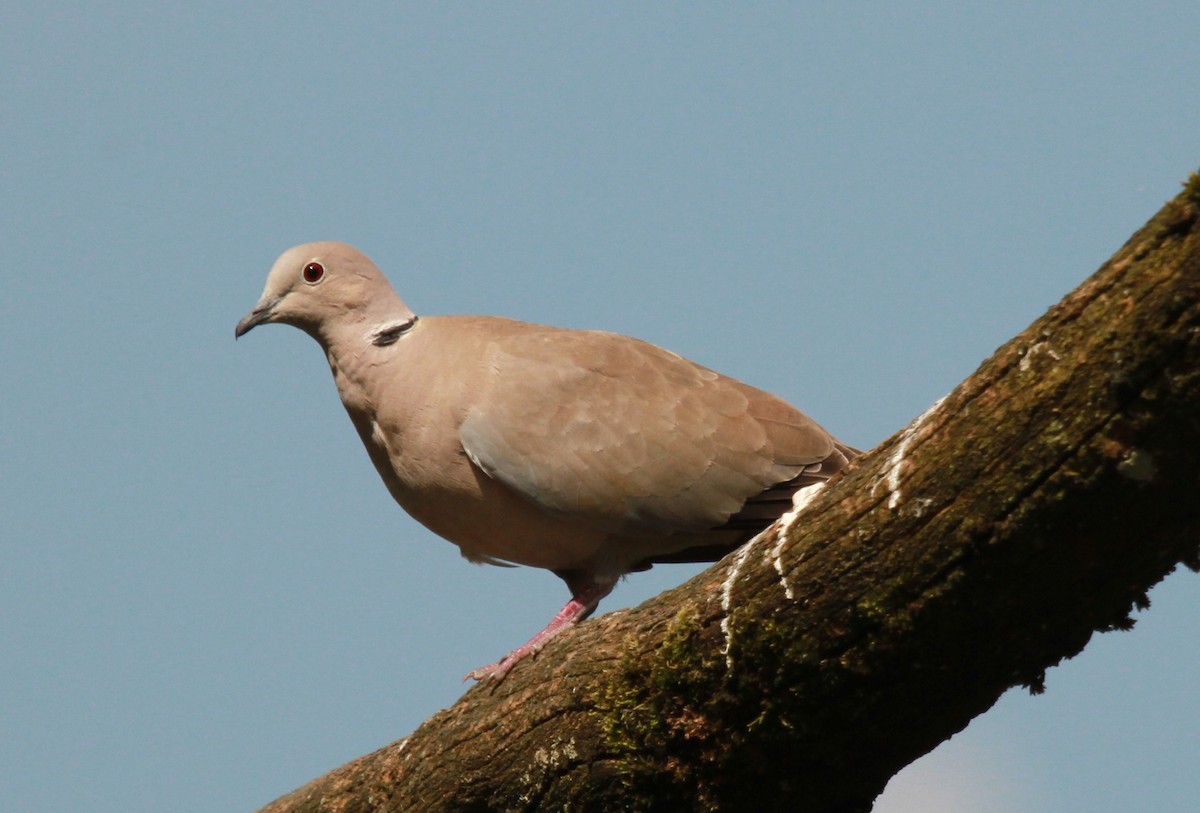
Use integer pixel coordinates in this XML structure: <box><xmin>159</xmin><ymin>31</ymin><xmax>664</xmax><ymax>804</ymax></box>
<box><xmin>533</xmin><ymin>737</ymin><xmax>578</xmax><ymax>767</ymax></box>
<box><xmin>769</xmin><ymin>482</ymin><xmax>827</xmax><ymax>601</ymax></box>
<box><xmin>789</xmin><ymin>480</ymin><xmax>828</xmax><ymax>515</ymax></box>
<box><xmin>876</xmin><ymin>397</ymin><xmax>945</xmax><ymax>510</ymax></box>
<box><xmin>1118</xmin><ymin>448</ymin><xmax>1157</xmax><ymax>482</ymax></box>
<box><xmin>720</xmin><ymin>539</ymin><xmax>756</xmax><ymax>671</ymax></box>
<box><xmin>770</xmin><ymin>532</ymin><xmax>797</xmax><ymax>602</ymax></box>
<box><xmin>911</xmin><ymin>496</ymin><xmax>935</xmax><ymax>518</ymax></box>
<box><xmin>519</xmin><ymin>737</ymin><xmax>580</xmax><ymax>802</ymax></box>
<box><xmin>1019</xmin><ymin>339</ymin><xmax>1061</xmax><ymax>372</ymax></box>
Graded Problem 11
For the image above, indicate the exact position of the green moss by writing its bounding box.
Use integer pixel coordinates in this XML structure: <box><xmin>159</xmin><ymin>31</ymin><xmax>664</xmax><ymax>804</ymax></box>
<box><xmin>588</xmin><ymin>604</ymin><xmax>728</xmax><ymax>809</ymax></box>
<box><xmin>1183</xmin><ymin>171</ymin><xmax>1200</xmax><ymax>207</ymax></box>
<box><xmin>588</xmin><ymin>555</ymin><xmax>977</xmax><ymax>807</ymax></box>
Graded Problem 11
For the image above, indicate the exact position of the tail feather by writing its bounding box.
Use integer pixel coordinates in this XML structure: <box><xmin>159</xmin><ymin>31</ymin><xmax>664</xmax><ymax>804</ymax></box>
<box><xmin>635</xmin><ymin>441</ymin><xmax>861</xmax><ymax>568</ymax></box>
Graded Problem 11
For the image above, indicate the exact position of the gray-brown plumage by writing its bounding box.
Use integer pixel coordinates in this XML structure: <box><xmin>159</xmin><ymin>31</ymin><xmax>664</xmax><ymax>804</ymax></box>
<box><xmin>236</xmin><ymin>242</ymin><xmax>856</xmax><ymax>679</ymax></box>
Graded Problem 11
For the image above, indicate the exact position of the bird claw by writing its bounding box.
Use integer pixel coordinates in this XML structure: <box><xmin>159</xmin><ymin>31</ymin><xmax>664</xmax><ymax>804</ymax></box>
<box><xmin>464</xmin><ymin>586</ymin><xmax>611</xmax><ymax>681</ymax></box>
<box><xmin>465</xmin><ymin>636</ymin><xmax>552</xmax><ymax>682</ymax></box>
<box><xmin>464</xmin><ymin>652</ymin><xmax>526</xmax><ymax>683</ymax></box>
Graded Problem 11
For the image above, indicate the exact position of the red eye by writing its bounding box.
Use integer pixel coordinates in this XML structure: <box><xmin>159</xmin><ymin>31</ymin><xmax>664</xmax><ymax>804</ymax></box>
<box><xmin>303</xmin><ymin>262</ymin><xmax>325</xmax><ymax>283</ymax></box>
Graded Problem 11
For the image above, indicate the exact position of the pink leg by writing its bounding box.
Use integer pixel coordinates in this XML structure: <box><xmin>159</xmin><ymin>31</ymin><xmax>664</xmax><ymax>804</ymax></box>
<box><xmin>465</xmin><ymin>582</ymin><xmax>612</xmax><ymax>682</ymax></box>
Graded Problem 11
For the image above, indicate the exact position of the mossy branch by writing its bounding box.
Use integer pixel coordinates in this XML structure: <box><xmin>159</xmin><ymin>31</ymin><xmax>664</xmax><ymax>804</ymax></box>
<box><xmin>257</xmin><ymin>173</ymin><xmax>1200</xmax><ymax>813</ymax></box>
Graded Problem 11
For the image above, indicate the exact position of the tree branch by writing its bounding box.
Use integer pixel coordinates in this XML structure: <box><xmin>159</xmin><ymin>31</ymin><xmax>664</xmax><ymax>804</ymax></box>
<box><xmin>258</xmin><ymin>173</ymin><xmax>1200</xmax><ymax>813</ymax></box>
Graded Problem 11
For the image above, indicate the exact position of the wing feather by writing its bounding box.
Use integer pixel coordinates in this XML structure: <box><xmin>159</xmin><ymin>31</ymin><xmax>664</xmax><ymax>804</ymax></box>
<box><xmin>459</xmin><ymin>327</ymin><xmax>844</xmax><ymax>537</ymax></box>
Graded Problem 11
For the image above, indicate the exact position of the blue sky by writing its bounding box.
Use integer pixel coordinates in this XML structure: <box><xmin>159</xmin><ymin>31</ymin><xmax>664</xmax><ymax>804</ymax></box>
<box><xmin>3</xmin><ymin>4</ymin><xmax>1198</xmax><ymax>811</ymax></box>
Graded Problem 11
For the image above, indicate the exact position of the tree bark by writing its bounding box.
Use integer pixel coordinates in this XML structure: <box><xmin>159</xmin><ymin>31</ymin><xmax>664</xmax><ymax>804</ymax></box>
<box><xmin>258</xmin><ymin>173</ymin><xmax>1200</xmax><ymax>813</ymax></box>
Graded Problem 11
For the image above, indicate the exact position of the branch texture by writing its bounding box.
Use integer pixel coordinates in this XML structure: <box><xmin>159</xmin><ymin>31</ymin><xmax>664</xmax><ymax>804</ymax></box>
<box><xmin>258</xmin><ymin>174</ymin><xmax>1200</xmax><ymax>813</ymax></box>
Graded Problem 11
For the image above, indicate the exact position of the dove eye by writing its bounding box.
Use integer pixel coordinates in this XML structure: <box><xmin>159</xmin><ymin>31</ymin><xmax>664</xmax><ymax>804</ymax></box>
<box><xmin>302</xmin><ymin>262</ymin><xmax>325</xmax><ymax>284</ymax></box>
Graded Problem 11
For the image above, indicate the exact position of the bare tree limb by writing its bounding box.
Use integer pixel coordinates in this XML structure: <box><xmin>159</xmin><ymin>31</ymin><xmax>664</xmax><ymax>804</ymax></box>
<box><xmin>257</xmin><ymin>172</ymin><xmax>1200</xmax><ymax>813</ymax></box>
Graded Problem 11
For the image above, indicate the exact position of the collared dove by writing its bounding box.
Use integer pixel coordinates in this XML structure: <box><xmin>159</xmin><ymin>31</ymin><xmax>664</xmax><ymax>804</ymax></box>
<box><xmin>236</xmin><ymin>242</ymin><xmax>857</xmax><ymax>680</ymax></box>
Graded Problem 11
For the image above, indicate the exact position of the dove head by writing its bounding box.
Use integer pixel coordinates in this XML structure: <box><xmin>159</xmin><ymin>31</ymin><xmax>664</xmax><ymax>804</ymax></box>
<box><xmin>235</xmin><ymin>242</ymin><xmax>415</xmax><ymax>347</ymax></box>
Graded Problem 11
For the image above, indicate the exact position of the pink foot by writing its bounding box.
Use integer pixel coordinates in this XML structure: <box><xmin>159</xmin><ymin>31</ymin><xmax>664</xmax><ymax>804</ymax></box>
<box><xmin>466</xmin><ymin>583</ymin><xmax>612</xmax><ymax>682</ymax></box>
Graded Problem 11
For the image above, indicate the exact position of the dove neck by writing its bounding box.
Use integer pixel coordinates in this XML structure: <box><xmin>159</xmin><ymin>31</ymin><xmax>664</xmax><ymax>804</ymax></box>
<box><xmin>317</xmin><ymin>295</ymin><xmax>417</xmax><ymax>415</ymax></box>
<box><xmin>313</xmin><ymin>292</ymin><xmax>416</xmax><ymax>353</ymax></box>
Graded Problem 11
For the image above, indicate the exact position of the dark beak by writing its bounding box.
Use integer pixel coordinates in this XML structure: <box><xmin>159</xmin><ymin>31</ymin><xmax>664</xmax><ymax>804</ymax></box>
<box><xmin>234</xmin><ymin>297</ymin><xmax>281</xmax><ymax>339</ymax></box>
